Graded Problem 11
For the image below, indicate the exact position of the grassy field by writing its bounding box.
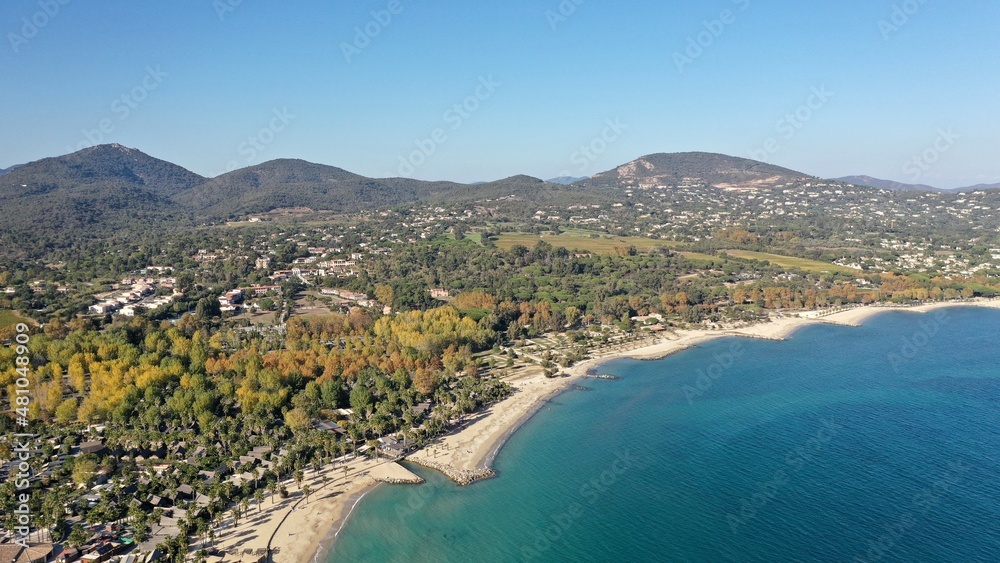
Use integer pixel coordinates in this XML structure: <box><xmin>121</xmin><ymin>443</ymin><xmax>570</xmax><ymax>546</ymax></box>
<box><xmin>678</xmin><ymin>251</ymin><xmax>725</xmax><ymax>265</ymax></box>
<box><xmin>722</xmin><ymin>250</ymin><xmax>859</xmax><ymax>274</ymax></box>
<box><xmin>0</xmin><ymin>310</ymin><xmax>32</xmax><ymax>328</ymax></box>
<box><xmin>291</xmin><ymin>291</ymin><xmax>337</xmax><ymax>318</ymax></box>
<box><xmin>494</xmin><ymin>233</ymin><xmax>685</xmax><ymax>254</ymax></box>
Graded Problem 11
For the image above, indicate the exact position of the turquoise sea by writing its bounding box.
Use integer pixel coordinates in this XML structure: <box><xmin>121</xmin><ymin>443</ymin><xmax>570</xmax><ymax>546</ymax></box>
<box><xmin>326</xmin><ymin>307</ymin><xmax>1000</xmax><ymax>562</ymax></box>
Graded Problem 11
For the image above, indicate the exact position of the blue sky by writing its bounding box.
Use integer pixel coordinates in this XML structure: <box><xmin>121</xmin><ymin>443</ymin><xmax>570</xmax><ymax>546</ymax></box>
<box><xmin>1</xmin><ymin>0</ymin><xmax>998</xmax><ymax>188</ymax></box>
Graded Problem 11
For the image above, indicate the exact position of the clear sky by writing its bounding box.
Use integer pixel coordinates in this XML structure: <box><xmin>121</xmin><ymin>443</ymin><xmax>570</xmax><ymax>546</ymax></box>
<box><xmin>2</xmin><ymin>0</ymin><xmax>998</xmax><ymax>188</ymax></box>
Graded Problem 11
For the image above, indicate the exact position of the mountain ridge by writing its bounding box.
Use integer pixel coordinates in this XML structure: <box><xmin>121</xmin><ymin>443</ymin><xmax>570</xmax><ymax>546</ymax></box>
<box><xmin>832</xmin><ymin>175</ymin><xmax>1000</xmax><ymax>193</ymax></box>
<box><xmin>14</xmin><ymin>144</ymin><xmax>997</xmax><ymax>258</ymax></box>
<box><xmin>580</xmin><ymin>152</ymin><xmax>815</xmax><ymax>189</ymax></box>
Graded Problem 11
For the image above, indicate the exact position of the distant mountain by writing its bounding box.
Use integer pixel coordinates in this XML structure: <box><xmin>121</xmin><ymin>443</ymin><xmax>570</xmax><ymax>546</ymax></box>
<box><xmin>953</xmin><ymin>182</ymin><xmax>1000</xmax><ymax>192</ymax></box>
<box><xmin>833</xmin><ymin>176</ymin><xmax>940</xmax><ymax>192</ymax></box>
<box><xmin>8</xmin><ymin>144</ymin><xmax>204</xmax><ymax>197</ymax></box>
<box><xmin>0</xmin><ymin>144</ymin><xmax>202</xmax><ymax>255</ymax></box>
<box><xmin>417</xmin><ymin>174</ymin><xmax>614</xmax><ymax>208</ymax></box>
<box><xmin>583</xmin><ymin>152</ymin><xmax>813</xmax><ymax>189</ymax></box>
<box><xmin>175</xmin><ymin>159</ymin><xmax>469</xmax><ymax>219</ymax></box>
<box><xmin>17</xmin><ymin>144</ymin><xmax>998</xmax><ymax>261</ymax></box>
<box><xmin>175</xmin><ymin>162</ymin><xmax>614</xmax><ymax>219</ymax></box>
<box><xmin>833</xmin><ymin>176</ymin><xmax>1000</xmax><ymax>193</ymax></box>
<box><xmin>546</xmin><ymin>176</ymin><xmax>587</xmax><ymax>185</ymax></box>
<box><xmin>0</xmin><ymin>164</ymin><xmax>22</xmax><ymax>177</ymax></box>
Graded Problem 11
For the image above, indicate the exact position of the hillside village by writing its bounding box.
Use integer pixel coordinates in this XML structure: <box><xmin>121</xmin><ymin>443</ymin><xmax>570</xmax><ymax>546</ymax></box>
<box><xmin>2</xmin><ymin>150</ymin><xmax>1000</xmax><ymax>563</ymax></box>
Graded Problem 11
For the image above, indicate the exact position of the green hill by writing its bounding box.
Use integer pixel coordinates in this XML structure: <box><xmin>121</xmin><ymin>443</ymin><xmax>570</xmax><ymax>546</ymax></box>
<box><xmin>175</xmin><ymin>159</ymin><xmax>470</xmax><ymax>219</ymax></box>
<box><xmin>0</xmin><ymin>144</ymin><xmax>202</xmax><ymax>257</ymax></box>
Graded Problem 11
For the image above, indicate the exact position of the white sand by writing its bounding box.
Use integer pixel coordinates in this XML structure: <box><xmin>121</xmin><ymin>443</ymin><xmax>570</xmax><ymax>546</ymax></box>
<box><xmin>407</xmin><ymin>365</ymin><xmax>572</xmax><ymax>473</ymax></box>
<box><xmin>369</xmin><ymin>462</ymin><xmax>423</xmax><ymax>484</ymax></box>
<box><xmin>208</xmin><ymin>299</ymin><xmax>1000</xmax><ymax>563</ymax></box>
<box><xmin>211</xmin><ymin>456</ymin><xmax>389</xmax><ymax>563</ymax></box>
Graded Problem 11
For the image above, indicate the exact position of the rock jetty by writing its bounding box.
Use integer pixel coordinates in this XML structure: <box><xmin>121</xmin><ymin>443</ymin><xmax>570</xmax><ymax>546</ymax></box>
<box><xmin>369</xmin><ymin>461</ymin><xmax>425</xmax><ymax>484</ymax></box>
<box><xmin>406</xmin><ymin>458</ymin><xmax>496</xmax><ymax>486</ymax></box>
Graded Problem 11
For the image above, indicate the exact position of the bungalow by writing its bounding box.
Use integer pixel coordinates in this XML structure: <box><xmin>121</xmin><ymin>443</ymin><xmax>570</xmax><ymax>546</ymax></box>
<box><xmin>323</xmin><ymin>289</ymin><xmax>368</xmax><ymax>301</ymax></box>
<box><xmin>79</xmin><ymin>441</ymin><xmax>107</xmax><ymax>456</ymax></box>
<box><xmin>145</xmin><ymin>495</ymin><xmax>171</xmax><ymax>509</ymax></box>
<box><xmin>80</xmin><ymin>544</ymin><xmax>113</xmax><ymax>563</ymax></box>
<box><xmin>118</xmin><ymin>305</ymin><xmax>142</xmax><ymax>317</ymax></box>
<box><xmin>241</xmin><ymin>285</ymin><xmax>281</xmax><ymax>296</ymax></box>
<box><xmin>238</xmin><ymin>455</ymin><xmax>260</xmax><ymax>467</ymax></box>
<box><xmin>186</xmin><ymin>446</ymin><xmax>208</xmax><ymax>465</ymax></box>
<box><xmin>377</xmin><ymin>436</ymin><xmax>407</xmax><ymax>457</ymax></box>
<box><xmin>56</xmin><ymin>548</ymin><xmax>81</xmax><ymax>563</ymax></box>
<box><xmin>410</xmin><ymin>401</ymin><xmax>432</xmax><ymax>417</ymax></box>
<box><xmin>175</xmin><ymin>484</ymin><xmax>195</xmax><ymax>501</ymax></box>
<box><xmin>314</xmin><ymin>420</ymin><xmax>347</xmax><ymax>436</ymax></box>
<box><xmin>88</xmin><ymin>303</ymin><xmax>119</xmax><ymax>315</ymax></box>
<box><xmin>0</xmin><ymin>544</ymin><xmax>54</xmax><ymax>563</ymax></box>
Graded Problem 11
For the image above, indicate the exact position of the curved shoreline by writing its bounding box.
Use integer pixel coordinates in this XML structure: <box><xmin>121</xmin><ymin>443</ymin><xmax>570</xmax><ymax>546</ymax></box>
<box><xmin>301</xmin><ymin>299</ymin><xmax>1000</xmax><ymax>562</ymax></box>
<box><xmin>474</xmin><ymin>381</ymin><xmax>571</xmax><ymax>471</ymax></box>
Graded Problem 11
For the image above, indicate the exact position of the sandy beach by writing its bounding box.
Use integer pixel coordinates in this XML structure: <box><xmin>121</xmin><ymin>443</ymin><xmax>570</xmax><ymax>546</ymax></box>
<box><xmin>208</xmin><ymin>457</ymin><xmax>422</xmax><ymax>563</ymax></box>
<box><xmin>203</xmin><ymin>299</ymin><xmax>999</xmax><ymax>563</ymax></box>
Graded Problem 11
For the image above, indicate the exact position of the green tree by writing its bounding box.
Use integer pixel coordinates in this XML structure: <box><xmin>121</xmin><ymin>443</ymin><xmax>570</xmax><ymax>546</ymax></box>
<box><xmin>68</xmin><ymin>524</ymin><xmax>88</xmax><ymax>547</ymax></box>
<box><xmin>349</xmin><ymin>385</ymin><xmax>374</xmax><ymax>418</ymax></box>
<box><xmin>72</xmin><ymin>454</ymin><xmax>99</xmax><ymax>485</ymax></box>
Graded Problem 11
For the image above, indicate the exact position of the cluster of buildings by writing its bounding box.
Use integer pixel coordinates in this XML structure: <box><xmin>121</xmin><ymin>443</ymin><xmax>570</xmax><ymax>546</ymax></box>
<box><xmin>0</xmin><ymin>543</ymin><xmax>54</xmax><ymax>563</ymax></box>
<box><xmin>318</xmin><ymin>288</ymin><xmax>391</xmax><ymax>313</ymax></box>
<box><xmin>88</xmin><ymin>279</ymin><xmax>179</xmax><ymax>317</ymax></box>
<box><xmin>217</xmin><ymin>286</ymin><xmax>281</xmax><ymax>312</ymax></box>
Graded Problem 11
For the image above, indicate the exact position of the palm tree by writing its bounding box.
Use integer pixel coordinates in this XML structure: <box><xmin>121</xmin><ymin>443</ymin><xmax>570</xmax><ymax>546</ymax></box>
<box><xmin>254</xmin><ymin>490</ymin><xmax>264</xmax><ymax>513</ymax></box>
<box><xmin>302</xmin><ymin>484</ymin><xmax>312</xmax><ymax>504</ymax></box>
<box><xmin>196</xmin><ymin>519</ymin><xmax>209</xmax><ymax>548</ymax></box>
<box><xmin>267</xmin><ymin>481</ymin><xmax>277</xmax><ymax>505</ymax></box>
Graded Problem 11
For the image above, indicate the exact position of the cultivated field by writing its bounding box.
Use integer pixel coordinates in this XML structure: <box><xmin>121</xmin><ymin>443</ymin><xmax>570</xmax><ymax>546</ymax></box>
<box><xmin>494</xmin><ymin>233</ymin><xmax>685</xmax><ymax>254</ymax></box>
<box><xmin>721</xmin><ymin>250</ymin><xmax>859</xmax><ymax>274</ymax></box>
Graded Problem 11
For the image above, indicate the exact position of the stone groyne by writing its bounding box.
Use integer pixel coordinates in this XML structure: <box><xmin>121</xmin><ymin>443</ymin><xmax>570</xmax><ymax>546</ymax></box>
<box><xmin>406</xmin><ymin>457</ymin><xmax>496</xmax><ymax>486</ymax></box>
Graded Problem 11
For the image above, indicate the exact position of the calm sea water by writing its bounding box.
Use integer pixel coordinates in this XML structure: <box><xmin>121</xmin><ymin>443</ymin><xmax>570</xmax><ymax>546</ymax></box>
<box><xmin>326</xmin><ymin>308</ymin><xmax>1000</xmax><ymax>562</ymax></box>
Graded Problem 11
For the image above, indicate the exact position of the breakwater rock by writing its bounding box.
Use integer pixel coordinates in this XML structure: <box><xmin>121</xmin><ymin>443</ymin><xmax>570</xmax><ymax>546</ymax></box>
<box><xmin>406</xmin><ymin>458</ymin><xmax>496</xmax><ymax>486</ymax></box>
